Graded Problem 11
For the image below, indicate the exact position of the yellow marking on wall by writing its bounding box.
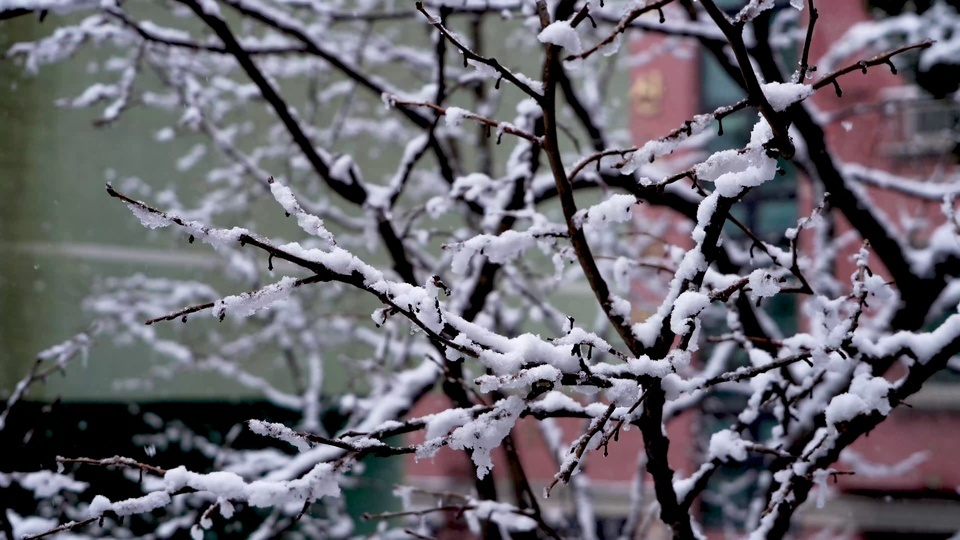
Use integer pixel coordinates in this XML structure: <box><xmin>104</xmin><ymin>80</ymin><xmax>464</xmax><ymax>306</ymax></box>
<box><xmin>630</xmin><ymin>70</ymin><xmax>664</xmax><ymax>116</ymax></box>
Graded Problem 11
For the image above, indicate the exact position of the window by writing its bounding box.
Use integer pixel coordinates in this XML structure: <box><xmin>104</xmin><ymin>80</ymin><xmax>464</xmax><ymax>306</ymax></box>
<box><xmin>881</xmin><ymin>86</ymin><xmax>960</xmax><ymax>158</ymax></box>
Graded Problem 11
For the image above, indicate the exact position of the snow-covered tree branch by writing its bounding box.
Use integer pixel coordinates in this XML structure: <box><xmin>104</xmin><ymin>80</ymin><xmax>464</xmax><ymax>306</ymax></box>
<box><xmin>1</xmin><ymin>0</ymin><xmax>958</xmax><ymax>538</ymax></box>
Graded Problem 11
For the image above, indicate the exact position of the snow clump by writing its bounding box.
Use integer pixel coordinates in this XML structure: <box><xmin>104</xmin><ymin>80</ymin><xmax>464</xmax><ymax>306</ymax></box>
<box><xmin>537</xmin><ymin>21</ymin><xmax>582</xmax><ymax>55</ymax></box>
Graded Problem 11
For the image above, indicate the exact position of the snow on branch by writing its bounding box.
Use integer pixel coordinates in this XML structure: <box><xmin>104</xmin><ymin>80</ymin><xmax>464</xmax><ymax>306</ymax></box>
<box><xmin>5</xmin><ymin>1</ymin><xmax>957</xmax><ymax>539</ymax></box>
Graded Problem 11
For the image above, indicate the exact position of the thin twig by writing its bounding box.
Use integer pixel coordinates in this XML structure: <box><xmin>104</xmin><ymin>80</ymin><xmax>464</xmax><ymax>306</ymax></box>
<box><xmin>144</xmin><ymin>275</ymin><xmax>324</xmax><ymax>325</ymax></box>
<box><xmin>796</xmin><ymin>0</ymin><xmax>819</xmax><ymax>82</ymax></box>
<box><xmin>416</xmin><ymin>2</ymin><xmax>544</xmax><ymax>100</ymax></box>
<box><xmin>58</xmin><ymin>456</ymin><xmax>168</xmax><ymax>476</ymax></box>
<box><xmin>22</xmin><ymin>517</ymin><xmax>99</xmax><ymax>540</ymax></box>
<box><xmin>568</xmin><ymin>0</ymin><xmax>676</xmax><ymax>61</ymax></box>
<box><xmin>387</xmin><ymin>96</ymin><xmax>542</xmax><ymax>145</ymax></box>
<box><xmin>811</xmin><ymin>40</ymin><xmax>933</xmax><ymax>97</ymax></box>
<box><xmin>702</xmin><ymin>352</ymin><xmax>815</xmax><ymax>388</ymax></box>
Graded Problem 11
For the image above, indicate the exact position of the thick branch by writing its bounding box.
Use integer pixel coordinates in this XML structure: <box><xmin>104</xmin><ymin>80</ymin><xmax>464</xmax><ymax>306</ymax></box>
<box><xmin>539</xmin><ymin>7</ymin><xmax>640</xmax><ymax>357</ymax></box>
<box><xmin>699</xmin><ymin>0</ymin><xmax>794</xmax><ymax>157</ymax></box>
<box><xmin>180</xmin><ymin>0</ymin><xmax>366</xmax><ymax>205</ymax></box>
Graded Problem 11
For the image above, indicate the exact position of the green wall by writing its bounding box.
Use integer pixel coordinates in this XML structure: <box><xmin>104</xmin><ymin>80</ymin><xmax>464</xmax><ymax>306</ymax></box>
<box><xmin>0</xmin><ymin>11</ymin><xmax>631</xmax><ymax>402</ymax></box>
